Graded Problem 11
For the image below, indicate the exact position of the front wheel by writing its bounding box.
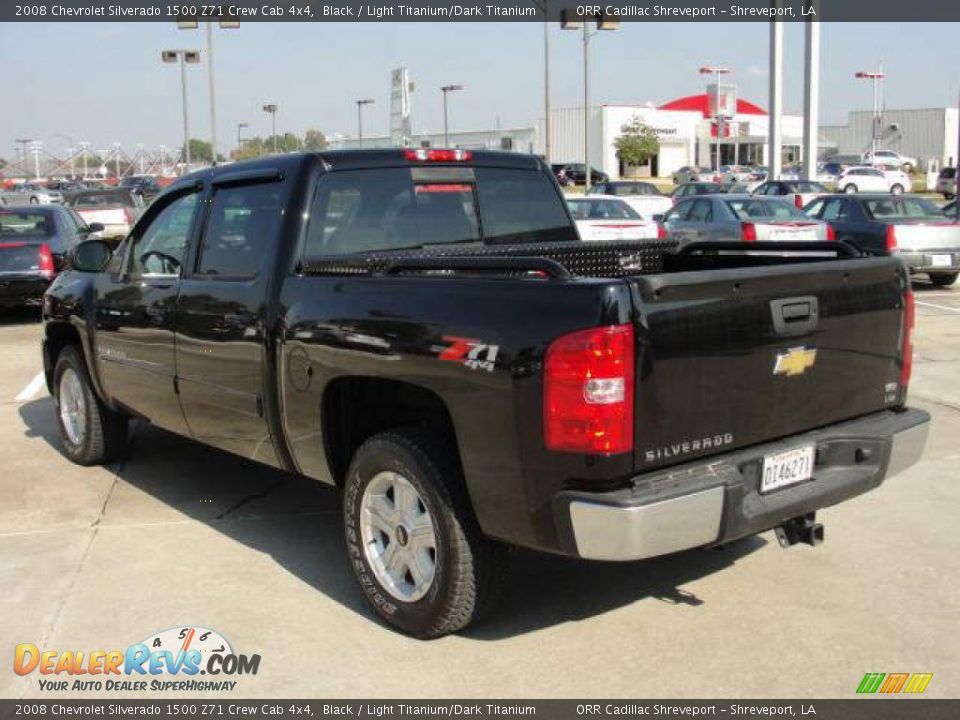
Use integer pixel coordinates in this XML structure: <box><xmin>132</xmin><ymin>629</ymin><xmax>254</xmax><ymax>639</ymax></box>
<box><xmin>54</xmin><ymin>347</ymin><xmax>128</xmax><ymax>465</ymax></box>
<box><xmin>890</xmin><ymin>184</ymin><xmax>904</xmax><ymax>195</ymax></box>
<box><xmin>343</xmin><ymin>429</ymin><xmax>507</xmax><ymax>638</ymax></box>
<box><xmin>930</xmin><ymin>272</ymin><xmax>958</xmax><ymax>287</ymax></box>
<box><xmin>843</xmin><ymin>184</ymin><xmax>858</xmax><ymax>194</ymax></box>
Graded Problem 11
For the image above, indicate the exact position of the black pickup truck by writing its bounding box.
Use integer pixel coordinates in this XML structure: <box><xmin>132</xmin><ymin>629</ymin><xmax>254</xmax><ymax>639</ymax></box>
<box><xmin>42</xmin><ymin>150</ymin><xmax>929</xmax><ymax>638</ymax></box>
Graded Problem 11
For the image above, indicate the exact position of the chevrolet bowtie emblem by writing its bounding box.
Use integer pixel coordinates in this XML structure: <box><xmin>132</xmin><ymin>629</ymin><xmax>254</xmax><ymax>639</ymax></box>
<box><xmin>774</xmin><ymin>347</ymin><xmax>817</xmax><ymax>377</ymax></box>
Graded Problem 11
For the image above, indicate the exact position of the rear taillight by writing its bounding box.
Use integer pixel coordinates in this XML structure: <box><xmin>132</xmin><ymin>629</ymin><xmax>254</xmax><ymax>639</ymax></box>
<box><xmin>794</xmin><ymin>194</ymin><xmax>804</xmax><ymax>209</ymax></box>
<box><xmin>124</xmin><ymin>207</ymin><xmax>135</xmax><ymax>225</ymax></box>
<box><xmin>404</xmin><ymin>149</ymin><xmax>472</xmax><ymax>162</ymax></box>
<box><xmin>826</xmin><ymin>223</ymin><xmax>836</xmax><ymax>241</ymax></box>
<box><xmin>901</xmin><ymin>288</ymin><xmax>915</xmax><ymax>387</ymax></box>
<box><xmin>741</xmin><ymin>222</ymin><xmax>757</xmax><ymax>242</ymax></box>
<box><xmin>544</xmin><ymin>324</ymin><xmax>635</xmax><ymax>455</ymax></box>
<box><xmin>38</xmin><ymin>243</ymin><xmax>54</xmax><ymax>277</ymax></box>
<box><xmin>885</xmin><ymin>224</ymin><xmax>898</xmax><ymax>252</ymax></box>
<box><xmin>657</xmin><ymin>223</ymin><xmax>667</xmax><ymax>240</ymax></box>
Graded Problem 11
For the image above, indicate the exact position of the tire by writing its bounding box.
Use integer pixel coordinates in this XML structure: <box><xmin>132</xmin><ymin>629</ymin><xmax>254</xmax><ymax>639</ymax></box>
<box><xmin>890</xmin><ymin>184</ymin><xmax>904</xmax><ymax>195</ymax></box>
<box><xmin>53</xmin><ymin>346</ymin><xmax>128</xmax><ymax>465</ymax></box>
<box><xmin>29</xmin><ymin>196</ymin><xmax>39</xmax><ymax>204</ymax></box>
<box><xmin>930</xmin><ymin>272</ymin><xmax>958</xmax><ymax>288</ymax></box>
<box><xmin>343</xmin><ymin>428</ymin><xmax>507</xmax><ymax>639</ymax></box>
<box><xmin>843</xmin><ymin>184</ymin><xmax>858</xmax><ymax>194</ymax></box>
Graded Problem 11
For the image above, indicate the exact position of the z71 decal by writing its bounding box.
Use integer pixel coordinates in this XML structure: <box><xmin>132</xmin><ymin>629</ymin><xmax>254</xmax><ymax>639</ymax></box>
<box><xmin>437</xmin><ymin>336</ymin><xmax>499</xmax><ymax>373</ymax></box>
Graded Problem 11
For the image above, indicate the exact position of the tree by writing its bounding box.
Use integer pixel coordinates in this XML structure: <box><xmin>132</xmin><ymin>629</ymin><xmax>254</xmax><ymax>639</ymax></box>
<box><xmin>614</xmin><ymin>116</ymin><xmax>660</xmax><ymax>174</ymax></box>
<box><xmin>303</xmin><ymin>129</ymin><xmax>327</xmax><ymax>151</ymax></box>
<box><xmin>182</xmin><ymin>139</ymin><xmax>224</xmax><ymax>164</ymax></box>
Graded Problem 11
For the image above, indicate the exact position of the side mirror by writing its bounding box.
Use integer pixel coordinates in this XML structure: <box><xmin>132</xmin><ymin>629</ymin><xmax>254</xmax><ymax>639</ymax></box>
<box><xmin>69</xmin><ymin>239</ymin><xmax>114</xmax><ymax>273</ymax></box>
<box><xmin>85</xmin><ymin>222</ymin><xmax>105</xmax><ymax>234</ymax></box>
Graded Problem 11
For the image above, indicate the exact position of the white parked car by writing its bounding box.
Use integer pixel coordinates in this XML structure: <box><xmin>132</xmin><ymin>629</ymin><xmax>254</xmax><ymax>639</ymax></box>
<box><xmin>862</xmin><ymin>150</ymin><xmax>918</xmax><ymax>172</ymax></box>
<box><xmin>566</xmin><ymin>195</ymin><xmax>663</xmax><ymax>241</ymax></box>
<box><xmin>836</xmin><ymin>166</ymin><xmax>909</xmax><ymax>195</ymax></box>
<box><xmin>587</xmin><ymin>181</ymin><xmax>672</xmax><ymax>219</ymax></box>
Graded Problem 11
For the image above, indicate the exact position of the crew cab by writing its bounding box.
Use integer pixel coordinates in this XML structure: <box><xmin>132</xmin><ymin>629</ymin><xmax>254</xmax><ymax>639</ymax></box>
<box><xmin>43</xmin><ymin>150</ymin><xmax>928</xmax><ymax>638</ymax></box>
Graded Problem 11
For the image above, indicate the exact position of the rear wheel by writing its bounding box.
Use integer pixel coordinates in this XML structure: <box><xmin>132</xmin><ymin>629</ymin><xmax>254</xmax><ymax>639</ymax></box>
<box><xmin>930</xmin><ymin>272</ymin><xmax>958</xmax><ymax>288</ymax></box>
<box><xmin>343</xmin><ymin>428</ymin><xmax>507</xmax><ymax>638</ymax></box>
<box><xmin>53</xmin><ymin>347</ymin><xmax>128</xmax><ymax>465</ymax></box>
<box><xmin>843</xmin><ymin>184</ymin><xmax>858</xmax><ymax>194</ymax></box>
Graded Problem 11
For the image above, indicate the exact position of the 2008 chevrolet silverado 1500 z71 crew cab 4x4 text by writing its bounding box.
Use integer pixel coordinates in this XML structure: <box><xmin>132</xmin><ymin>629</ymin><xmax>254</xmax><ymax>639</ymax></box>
<box><xmin>42</xmin><ymin>150</ymin><xmax>929</xmax><ymax>638</ymax></box>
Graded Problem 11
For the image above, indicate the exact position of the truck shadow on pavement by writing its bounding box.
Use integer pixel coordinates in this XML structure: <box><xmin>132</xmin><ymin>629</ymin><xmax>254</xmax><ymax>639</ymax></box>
<box><xmin>19</xmin><ymin>397</ymin><xmax>765</xmax><ymax>641</ymax></box>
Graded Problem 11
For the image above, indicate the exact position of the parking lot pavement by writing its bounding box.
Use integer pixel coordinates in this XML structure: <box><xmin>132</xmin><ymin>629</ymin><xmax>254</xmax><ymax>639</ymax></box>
<box><xmin>3</xmin><ymin>283</ymin><xmax>959</xmax><ymax>700</ymax></box>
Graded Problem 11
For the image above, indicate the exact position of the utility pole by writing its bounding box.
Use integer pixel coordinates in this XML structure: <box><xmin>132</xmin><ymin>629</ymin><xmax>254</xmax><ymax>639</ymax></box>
<box><xmin>768</xmin><ymin>20</ymin><xmax>784</xmax><ymax>181</ymax></box>
<box><xmin>441</xmin><ymin>84</ymin><xmax>462</xmax><ymax>147</ymax></box>
<box><xmin>162</xmin><ymin>49</ymin><xmax>199</xmax><ymax>172</ymax></box>
<box><xmin>699</xmin><ymin>65</ymin><xmax>731</xmax><ymax>174</ymax></box>
<box><xmin>356</xmin><ymin>98</ymin><xmax>375</xmax><ymax>148</ymax></box>
<box><xmin>78</xmin><ymin>141</ymin><xmax>90</xmax><ymax>179</ymax></box>
<box><xmin>855</xmin><ymin>66</ymin><xmax>886</xmax><ymax>161</ymax></box>
<box><xmin>263</xmin><ymin>104</ymin><xmax>278</xmax><ymax>153</ymax></box>
<box><xmin>802</xmin><ymin>12</ymin><xmax>820</xmax><ymax>182</ymax></box>
<box><xmin>237</xmin><ymin>122</ymin><xmax>248</xmax><ymax>156</ymax></box>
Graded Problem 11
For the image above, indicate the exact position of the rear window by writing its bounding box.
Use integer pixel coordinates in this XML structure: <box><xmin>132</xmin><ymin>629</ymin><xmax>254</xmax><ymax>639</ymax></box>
<box><xmin>0</xmin><ymin>211</ymin><xmax>51</xmax><ymax>237</ymax></box>
<box><xmin>940</xmin><ymin>168</ymin><xmax>957</xmax><ymax>179</ymax></box>
<box><xmin>725</xmin><ymin>199</ymin><xmax>808</xmax><ymax>221</ymax></box>
<box><xmin>68</xmin><ymin>191</ymin><xmax>138</xmax><ymax>208</ymax></box>
<box><xmin>304</xmin><ymin>166</ymin><xmax>572</xmax><ymax>256</ymax></box>
<box><xmin>863</xmin><ymin>198</ymin><xmax>944</xmax><ymax>220</ymax></box>
<box><xmin>785</xmin><ymin>181</ymin><xmax>829</xmax><ymax>193</ymax></box>
<box><xmin>567</xmin><ymin>198</ymin><xmax>640</xmax><ymax>220</ymax></box>
<box><xmin>606</xmin><ymin>183</ymin><xmax>660</xmax><ymax>197</ymax></box>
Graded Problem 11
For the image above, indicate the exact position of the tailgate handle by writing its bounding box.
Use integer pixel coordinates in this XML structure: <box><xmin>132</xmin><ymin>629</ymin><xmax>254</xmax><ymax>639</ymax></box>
<box><xmin>770</xmin><ymin>296</ymin><xmax>818</xmax><ymax>337</ymax></box>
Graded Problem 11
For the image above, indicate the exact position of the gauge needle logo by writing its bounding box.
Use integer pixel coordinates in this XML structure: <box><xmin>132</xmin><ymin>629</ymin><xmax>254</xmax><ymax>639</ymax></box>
<box><xmin>179</xmin><ymin>628</ymin><xmax>196</xmax><ymax>655</ymax></box>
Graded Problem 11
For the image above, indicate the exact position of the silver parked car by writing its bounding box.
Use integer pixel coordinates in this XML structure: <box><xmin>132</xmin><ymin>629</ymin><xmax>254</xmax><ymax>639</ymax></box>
<box><xmin>0</xmin><ymin>183</ymin><xmax>63</xmax><ymax>205</ymax></box>
<box><xmin>663</xmin><ymin>194</ymin><xmax>833</xmax><ymax>250</ymax></box>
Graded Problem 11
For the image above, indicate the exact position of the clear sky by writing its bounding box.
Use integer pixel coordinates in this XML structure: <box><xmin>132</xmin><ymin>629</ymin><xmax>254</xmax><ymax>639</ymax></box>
<box><xmin>1</xmin><ymin>20</ymin><xmax>957</xmax><ymax>159</ymax></box>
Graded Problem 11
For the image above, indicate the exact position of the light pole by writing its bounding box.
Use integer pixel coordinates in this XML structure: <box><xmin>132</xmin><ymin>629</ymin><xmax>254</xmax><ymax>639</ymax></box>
<box><xmin>112</xmin><ymin>143</ymin><xmax>122</xmax><ymax>179</ymax></box>
<box><xmin>78</xmin><ymin>141</ymin><xmax>90</xmax><ymax>179</ymax></box>
<box><xmin>30</xmin><ymin>141</ymin><xmax>42</xmax><ymax>179</ymax></box>
<box><xmin>356</xmin><ymin>98</ymin><xmax>375</xmax><ymax>149</ymax></box>
<box><xmin>440</xmin><ymin>84</ymin><xmax>462</xmax><ymax>147</ymax></box>
<box><xmin>263</xmin><ymin>104</ymin><xmax>278</xmax><ymax>153</ymax></box>
<box><xmin>699</xmin><ymin>66</ymin><xmax>731</xmax><ymax>174</ymax></box>
<box><xmin>561</xmin><ymin>13</ymin><xmax>617</xmax><ymax>191</ymax></box>
<box><xmin>177</xmin><ymin>20</ymin><xmax>239</xmax><ymax>166</ymax></box>
<box><xmin>159</xmin><ymin>145</ymin><xmax>167</xmax><ymax>175</ymax></box>
<box><xmin>162</xmin><ymin>49</ymin><xmax>200</xmax><ymax>172</ymax></box>
<box><xmin>855</xmin><ymin>66</ymin><xmax>886</xmax><ymax>162</ymax></box>
<box><xmin>237</xmin><ymin>122</ymin><xmax>248</xmax><ymax>156</ymax></box>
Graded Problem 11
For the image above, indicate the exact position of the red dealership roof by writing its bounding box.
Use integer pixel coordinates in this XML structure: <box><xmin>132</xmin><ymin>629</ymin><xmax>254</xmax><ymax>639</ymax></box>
<box><xmin>659</xmin><ymin>94</ymin><xmax>767</xmax><ymax>117</ymax></box>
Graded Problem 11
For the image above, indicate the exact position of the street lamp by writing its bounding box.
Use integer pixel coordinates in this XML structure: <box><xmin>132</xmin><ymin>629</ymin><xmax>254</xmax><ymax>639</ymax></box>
<box><xmin>237</xmin><ymin>122</ymin><xmax>248</xmax><ymax>155</ymax></box>
<box><xmin>562</xmin><ymin>11</ymin><xmax>618</xmax><ymax>192</ymax></box>
<box><xmin>440</xmin><ymin>85</ymin><xmax>463</xmax><ymax>147</ymax></box>
<box><xmin>78</xmin><ymin>141</ymin><xmax>91</xmax><ymax>179</ymax></box>
<box><xmin>177</xmin><ymin>20</ymin><xmax>239</xmax><ymax>166</ymax></box>
<box><xmin>356</xmin><ymin>98</ymin><xmax>375</xmax><ymax>149</ymax></box>
<box><xmin>262</xmin><ymin>104</ymin><xmax>278</xmax><ymax>154</ymax></box>
<box><xmin>162</xmin><ymin>48</ymin><xmax>200</xmax><ymax>171</ymax></box>
<box><xmin>699</xmin><ymin>65</ymin><xmax>731</xmax><ymax>175</ymax></box>
<box><xmin>855</xmin><ymin>65</ymin><xmax>886</xmax><ymax>161</ymax></box>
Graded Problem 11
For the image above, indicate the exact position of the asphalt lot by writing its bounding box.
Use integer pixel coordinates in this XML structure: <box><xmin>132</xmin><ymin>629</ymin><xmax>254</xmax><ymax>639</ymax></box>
<box><xmin>2</xmin><ymin>280</ymin><xmax>959</xmax><ymax>699</ymax></box>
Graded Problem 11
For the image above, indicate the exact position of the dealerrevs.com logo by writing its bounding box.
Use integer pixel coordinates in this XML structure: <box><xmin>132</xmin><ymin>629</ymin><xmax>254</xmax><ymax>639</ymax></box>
<box><xmin>14</xmin><ymin>626</ymin><xmax>261</xmax><ymax>692</ymax></box>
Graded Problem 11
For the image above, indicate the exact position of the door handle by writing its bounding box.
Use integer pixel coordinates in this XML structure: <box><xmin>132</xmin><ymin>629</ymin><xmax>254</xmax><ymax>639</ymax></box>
<box><xmin>770</xmin><ymin>296</ymin><xmax>818</xmax><ymax>337</ymax></box>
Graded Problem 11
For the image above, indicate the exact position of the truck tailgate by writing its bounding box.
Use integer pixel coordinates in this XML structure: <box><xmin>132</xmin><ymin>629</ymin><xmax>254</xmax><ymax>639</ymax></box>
<box><xmin>630</xmin><ymin>257</ymin><xmax>907</xmax><ymax>471</ymax></box>
<box><xmin>891</xmin><ymin>220</ymin><xmax>960</xmax><ymax>251</ymax></box>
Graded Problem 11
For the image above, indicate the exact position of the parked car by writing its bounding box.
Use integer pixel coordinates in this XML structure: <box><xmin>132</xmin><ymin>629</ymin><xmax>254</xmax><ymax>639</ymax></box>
<box><xmin>804</xmin><ymin>194</ymin><xmax>960</xmax><ymax>286</ymax></box>
<box><xmin>557</xmin><ymin>163</ymin><xmax>608</xmax><ymax>186</ymax></box>
<box><xmin>836</xmin><ymin>166</ymin><xmax>909</xmax><ymax>194</ymax></box>
<box><xmin>0</xmin><ymin>205</ymin><xmax>101</xmax><ymax>308</ymax></box>
<box><xmin>45</xmin><ymin>180</ymin><xmax>85</xmax><ymax>193</ymax></box>
<box><xmin>670</xmin><ymin>181</ymin><xmax>735</xmax><ymax>202</ymax></box>
<box><xmin>44</xmin><ymin>150</ymin><xmax>926</xmax><ymax>638</ymax></box>
<box><xmin>550</xmin><ymin>164</ymin><xmax>573</xmax><ymax>187</ymax></box>
<box><xmin>716</xmin><ymin>165</ymin><xmax>753</xmax><ymax>183</ymax></box>
<box><xmin>779</xmin><ymin>164</ymin><xmax>837</xmax><ymax>185</ymax></box>
<box><xmin>119</xmin><ymin>175</ymin><xmax>163</xmax><ymax>204</ymax></box>
<box><xmin>863</xmin><ymin>150</ymin><xmax>918</xmax><ymax>172</ymax></box>
<box><xmin>0</xmin><ymin>183</ymin><xmax>63</xmax><ymax>205</ymax></box>
<box><xmin>587</xmin><ymin>181</ymin><xmax>672</xmax><ymax>219</ymax></box>
<box><xmin>663</xmin><ymin>194</ymin><xmax>834</xmax><ymax>249</ymax></box>
<box><xmin>753</xmin><ymin>180</ymin><xmax>831</xmax><ymax>209</ymax></box>
<box><xmin>64</xmin><ymin>189</ymin><xmax>144</xmax><ymax>242</ymax></box>
<box><xmin>672</xmin><ymin>166</ymin><xmax>705</xmax><ymax>184</ymax></box>
<box><xmin>566</xmin><ymin>195</ymin><xmax>662</xmax><ymax>241</ymax></box>
<box><xmin>936</xmin><ymin>167</ymin><xmax>956</xmax><ymax>199</ymax></box>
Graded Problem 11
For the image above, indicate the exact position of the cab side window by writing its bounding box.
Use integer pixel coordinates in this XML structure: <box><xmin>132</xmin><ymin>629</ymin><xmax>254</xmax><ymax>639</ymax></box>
<box><xmin>687</xmin><ymin>199</ymin><xmax>713</xmax><ymax>222</ymax></box>
<box><xmin>127</xmin><ymin>193</ymin><xmax>199</xmax><ymax>277</ymax></box>
<box><xmin>197</xmin><ymin>184</ymin><xmax>282</xmax><ymax>278</ymax></box>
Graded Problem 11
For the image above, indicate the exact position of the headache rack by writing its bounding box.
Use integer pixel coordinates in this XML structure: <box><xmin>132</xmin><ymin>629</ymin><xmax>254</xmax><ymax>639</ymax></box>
<box><xmin>300</xmin><ymin>239</ymin><xmax>680</xmax><ymax>279</ymax></box>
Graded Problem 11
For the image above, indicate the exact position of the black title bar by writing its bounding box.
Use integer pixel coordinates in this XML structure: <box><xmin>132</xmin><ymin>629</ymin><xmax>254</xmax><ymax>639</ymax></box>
<box><xmin>4</xmin><ymin>1</ymin><xmax>960</xmax><ymax>23</ymax></box>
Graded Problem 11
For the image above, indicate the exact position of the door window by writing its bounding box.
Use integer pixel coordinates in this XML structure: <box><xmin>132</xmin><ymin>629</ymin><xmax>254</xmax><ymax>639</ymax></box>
<box><xmin>127</xmin><ymin>192</ymin><xmax>199</xmax><ymax>277</ymax></box>
<box><xmin>197</xmin><ymin>183</ymin><xmax>282</xmax><ymax>278</ymax></box>
<box><xmin>821</xmin><ymin>199</ymin><xmax>849</xmax><ymax>222</ymax></box>
<box><xmin>687</xmin><ymin>199</ymin><xmax>713</xmax><ymax>223</ymax></box>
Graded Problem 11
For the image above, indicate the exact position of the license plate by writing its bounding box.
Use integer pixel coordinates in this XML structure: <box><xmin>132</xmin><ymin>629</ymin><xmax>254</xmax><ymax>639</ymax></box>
<box><xmin>770</xmin><ymin>228</ymin><xmax>817</xmax><ymax>240</ymax></box>
<box><xmin>931</xmin><ymin>254</ymin><xmax>953</xmax><ymax>268</ymax></box>
<box><xmin>760</xmin><ymin>445</ymin><xmax>816</xmax><ymax>494</ymax></box>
